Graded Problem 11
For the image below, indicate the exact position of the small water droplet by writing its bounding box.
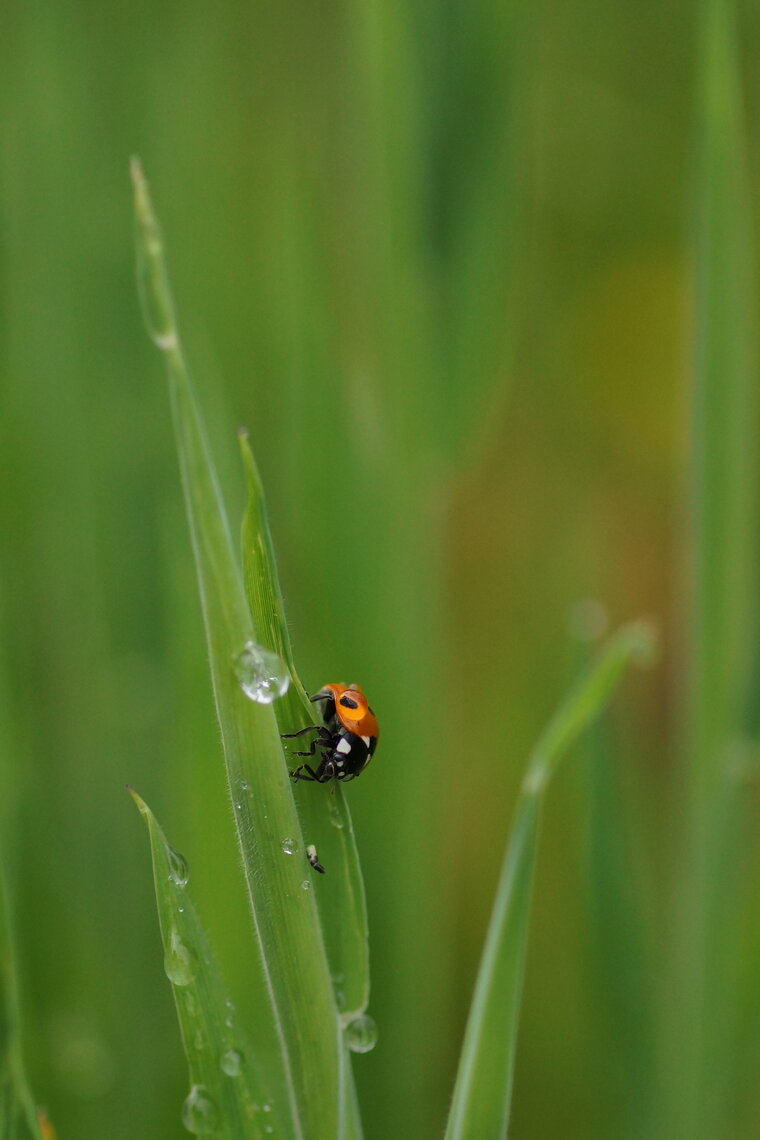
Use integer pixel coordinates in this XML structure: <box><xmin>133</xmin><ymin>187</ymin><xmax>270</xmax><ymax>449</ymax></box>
<box><xmin>220</xmin><ymin>1048</ymin><xmax>245</xmax><ymax>1077</ymax></box>
<box><xmin>234</xmin><ymin>641</ymin><xmax>290</xmax><ymax>704</ymax></box>
<box><xmin>181</xmin><ymin>1085</ymin><xmax>218</xmax><ymax>1134</ymax></box>
<box><xmin>329</xmin><ymin>803</ymin><xmax>345</xmax><ymax>829</ymax></box>
<box><xmin>164</xmin><ymin>928</ymin><xmax>198</xmax><ymax>986</ymax></box>
<box><xmin>301</xmin><ymin>880</ymin><xmax>311</xmax><ymax>890</ymax></box>
<box><xmin>239</xmin><ymin>780</ymin><xmax>249</xmax><ymax>792</ymax></box>
<box><xmin>345</xmin><ymin>1014</ymin><xmax>378</xmax><ymax>1054</ymax></box>
<box><xmin>281</xmin><ymin>838</ymin><xmax>297</xmax><ymax>856</ymax></box>
<box><xmin>178</xmin><ymin>906</ymin><xmax>185</xmax><ymax>914</ymax></box>
<box><xmin>167</xmin><ymin>846</ymin><xmax>189</xmax><ymax>888</ymax></box>
<box><xmin>262</xmin><ymin>1104</ymin><xmax>272</xmax><ymax>1113</ymax></box>
<box><xmin>234</xmin><ymin>802</ymin><xmax>242</xmax><ymax>811</ymax></box>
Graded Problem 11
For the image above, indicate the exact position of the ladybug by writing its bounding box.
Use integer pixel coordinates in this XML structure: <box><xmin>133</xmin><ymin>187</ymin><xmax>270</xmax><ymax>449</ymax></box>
<box><xmin>282</xmin><ymin>683</ymin><xmax>379</xmax><ymax>783</ymax></box>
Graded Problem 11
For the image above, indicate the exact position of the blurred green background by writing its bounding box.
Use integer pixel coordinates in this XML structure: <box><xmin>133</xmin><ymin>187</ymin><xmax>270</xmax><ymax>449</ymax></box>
<box><xmin>1</xmin><ymin>0</ymin><xmax>759</xmax><ymax>1137</ymax></box>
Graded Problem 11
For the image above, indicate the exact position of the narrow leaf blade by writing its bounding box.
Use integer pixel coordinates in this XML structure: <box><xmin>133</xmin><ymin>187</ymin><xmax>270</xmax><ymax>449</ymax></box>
<box><xmin>131</xmin><ymin>158</ymin><xmax>342</xmax><ymax>1140</ymax></box>
<box><xmin>0</xmin><ymin>868</ymin><xmax>44</xmax><ymax>1140</ymax></box>
<box><xmin>445</xmin><ymin>622</ymin><xmax>655</xmax><ymax>1140</ymax></box>
<box><xmin>239</xmin><ymin>430</ymin><xmax>370</xmax><ymax>1025</ymax></box>
<box><xmin>130</xmin><ymin>789</ymin><xmax>279</xmax><ymax>1139</ymax></box>
<box><xmin>669</xmin><ymin>0</ymin><xmax>758</xmax><ymax>1133</ymax></box>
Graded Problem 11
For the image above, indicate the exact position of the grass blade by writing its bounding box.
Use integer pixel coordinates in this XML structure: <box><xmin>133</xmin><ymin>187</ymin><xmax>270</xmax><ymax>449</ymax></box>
<box><xmin>669</xmin><ymin>0</ymin><xmax>758</xmax><ymax>1133</ymax></box>
<box><xmin>130</xmin><ymin>789</ymin><xmax>279</xmax><ymax>1139</ymax></box>
<box><xmin>0</xmin><ymin>868</ymin><xmax>44</xmax><ymax>1140</ymax></box>
<box><xmin>238</xmin><ymin>431</ymin><xmax>370</xmax><ymax>1026</ymax></box>
<box><xmin>687</xmin><ymin>0</ymin><xmax>756</xmax><ymax>790</ymax></box>
<box><xmin>131</xmin><ymin>158</ymin><xmax>342</xmax><ymax>1140</ymax></box>
<box><xmin>445</xmin><ymin>622</ymin><xmax>655</xmax><ymax>1140</ymax></box>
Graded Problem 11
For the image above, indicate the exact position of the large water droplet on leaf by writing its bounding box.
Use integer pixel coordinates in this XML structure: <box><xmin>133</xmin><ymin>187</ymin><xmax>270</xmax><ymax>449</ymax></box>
<box><xmin>233</xmin><ymin>641</ymin><xmax>290</xmax><ymax>704</ymax></box>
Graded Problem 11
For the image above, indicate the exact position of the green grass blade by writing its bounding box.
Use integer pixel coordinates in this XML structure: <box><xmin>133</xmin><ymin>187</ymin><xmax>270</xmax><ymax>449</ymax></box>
<box><xmin>669</xmin><ymin>0</ymin><xmax>758</xmax><ymax>1133</ymax></box>
<box><xmin>440</xmin><ymin>1</ymin><xmax>531</xmax><ymax>462</ymax></box>
<box><xmin>445</xmin><ymin>622</ymin><xmax>655</xmax><ymax>1140</ymax></box>
<box><xmin>581</xmin><ymin>700</ymin><xmax>655</xmax><ymax>1137</ymax></box>
<box><xmin>0</xmin><ymin>868</ymin><xmax>43</xmax><ymax>1140</ymax></box>
<box><xmin>131</xmin><ymin>158</ymin><xmax>342</xmax><ymax>1140</ymax></box>
<box><xmin>130</xmin><ymin>789</ymin><xmax>279</xmax><ymax>1139</ymax></box>
<box><xmin>239</xmin><ymin>431</ymin><xmax>370</xmax><ymax>1026</ymax></box>
<box><xmin>687</xmin><ymin>0</ymin><xmax>757</xmax><ymax>793</ymax></box>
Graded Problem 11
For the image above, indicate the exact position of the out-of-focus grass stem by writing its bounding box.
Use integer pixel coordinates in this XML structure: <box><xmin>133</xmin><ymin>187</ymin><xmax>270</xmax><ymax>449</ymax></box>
<box><xmin>669</xmin><ymin>0</ymin><xmax>758</xmax><ymax>1134</ymax></box>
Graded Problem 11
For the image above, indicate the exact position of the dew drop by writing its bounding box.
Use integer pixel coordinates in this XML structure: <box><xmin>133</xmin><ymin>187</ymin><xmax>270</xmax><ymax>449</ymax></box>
<box><xmin>281</xmin><ymin>838</ymin><xmax>297</xmax><ymax>856</ymax></box>
<box><xmin>345</xmin><ymin>1014</ymin><xmax>378</xmax><ymax>1054</ymax></box>
<box><xmin>234</xmin><ymin>641</ymin><xmax>290</xmax><ymax>704</ymax></box>
<box><xmin>181</xmin><ymin>1085</ymin><xmax>218</xmax><ymax>1134</ymax></box>
<box><xmin>301</xmin><ymin>880</ymin><xmax>311</xmax><ymax>891</ymax></box>
<box><xmin>329</xmin><ymin>802</ymin><xmax>345</xmax><ymax>830</ymax></box>
<box><xmin>220</xmin><ymin>1048</ymin><xmax>245</xmax><ymax>1077</ymax></box>
<box><xmin>164</xmin><ymin>928</ymin><xmax>198</xmax><ymax>987</ymax></box>
<box><xmin>167</xmin><ymin>846</ymin><xmax>189</xmax><ymax>888</ymax></box>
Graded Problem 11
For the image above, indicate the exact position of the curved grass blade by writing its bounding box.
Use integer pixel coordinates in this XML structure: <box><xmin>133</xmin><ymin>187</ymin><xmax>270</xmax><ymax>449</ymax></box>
<box><xmin>239</xmin><ymin>431</ymin><xmax>370</xmax><ymax>1026</ymax></box>
<box><xmin>130</xmin><ymin>789</ymin><xmax>278</xmax><ymax>1139</ymax></box>
<box><xmin>445</xmin><ymin>622</ymin><xmax>656</xmax><ymax>1140</ymax></box>
<box><xmin>131</xmin><ymin>158</ymin><xmax>342</xmax><ymax>1140</ymax></box>
<box><xmin>0</xmin><ymin>867</ymin><xmax>44</xmax><ymax>1140</ymax></box>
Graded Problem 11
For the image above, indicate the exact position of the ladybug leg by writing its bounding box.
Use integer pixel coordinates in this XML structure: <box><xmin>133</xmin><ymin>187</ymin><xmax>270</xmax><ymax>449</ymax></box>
<box><xmin>290</xmin><ymin>763</ymin><xmax>320</xmax><ymax>781</ymax></box>
<box><xmin>281</xmin><ymin>724</ymin><xmax>325</xmax><ymax>739</ymax></box>
<box><xmin>283</xmin><ymin>725</ymin><xmax>332</xmax><ymax>759</ymax></box>
<box><xmin>289</xmin><ymin>739</ymin><xmax>321</xmax><ymax>758</ymax></box>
